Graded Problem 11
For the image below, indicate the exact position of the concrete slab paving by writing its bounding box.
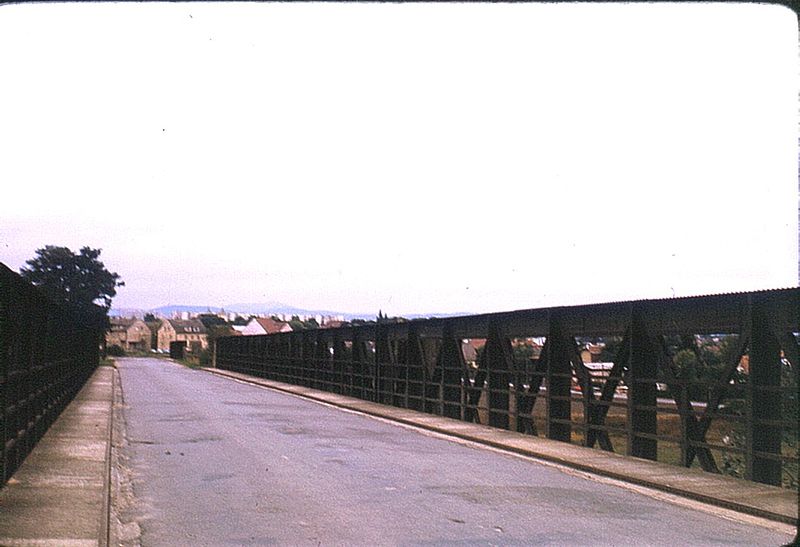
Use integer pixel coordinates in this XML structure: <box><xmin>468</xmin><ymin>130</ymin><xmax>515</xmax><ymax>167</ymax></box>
<box><xmin>0</xmin><ymin>366</ymin><xmax>115</xmax><ymax>547</ymax></box>
<box><xmin>10</xmin><ymin>459</ymin><xmax>106</xmax><ymax>489</ymax></box>
<box><xmin>42</xmin><ymin>442</ymin><xmax>109</xmax><ymax>462</ymax></box>
<box><xmin>206</xmin><ymin>367</ymin><xmax>799</xmax><ymax>527</ymax></box>
<box><xmin>46</xmin><ymin>417</ymin><xmax>109</xmax><ymax>432</ymax></box>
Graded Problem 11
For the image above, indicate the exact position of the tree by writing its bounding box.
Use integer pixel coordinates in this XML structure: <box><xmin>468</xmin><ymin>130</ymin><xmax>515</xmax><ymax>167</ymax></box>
<box><xmin>199</xmin><ymin>324</ymin><xmax>237</xmax><ymax>366</ymax></box>
<box><xmin>288</xmin><ymin>318</ymin><xmax>306</xmax><ymax>331</ymax></box>
<box><xmin>20</xmin><ymin>246</ymin><xmax>124</xmax><ymax>310</ymax></box>
<box><xmin>198</xmin><ymin>313</ymin><xmax>226</xmax><ymax>329</ymax></box>
<box><xmin>350</xmin><ymin>318</ymin><xmax>376</xmax><ymax>326</ymax></box>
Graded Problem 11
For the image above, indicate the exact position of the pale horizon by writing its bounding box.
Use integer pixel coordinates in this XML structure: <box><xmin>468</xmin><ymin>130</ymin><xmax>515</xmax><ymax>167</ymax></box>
<box><xmin>1</xmin><ymin>3</ymin><xmax>798</xmax><ymax>317</ymax></box>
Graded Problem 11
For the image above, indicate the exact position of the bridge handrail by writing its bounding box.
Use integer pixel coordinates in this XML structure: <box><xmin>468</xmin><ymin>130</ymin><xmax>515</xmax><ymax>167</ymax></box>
<box><xmin>0</xmin><ymin>263</ymin><xmax>106</xmax><ymax>486</ymax></box>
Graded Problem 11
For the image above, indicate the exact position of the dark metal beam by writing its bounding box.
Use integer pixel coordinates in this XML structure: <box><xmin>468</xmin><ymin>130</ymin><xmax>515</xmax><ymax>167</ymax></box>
<box><xmin>748</xmin><ymin>300</ymin><xmax>783</xmax><ymax>486</ymax></box>
<box><xmin>546</xmin><ymin>316</ymin><xmax>572</xmax><ymax>442</ymax></box>
<box><xmin>628</xmin><ymin>313</ymin><xmax>658</xmax><ymax>461</ymax></box>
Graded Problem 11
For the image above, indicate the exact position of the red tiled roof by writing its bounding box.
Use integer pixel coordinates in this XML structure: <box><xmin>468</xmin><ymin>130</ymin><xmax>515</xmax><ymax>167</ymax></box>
<box><xmin>256</xmin><ymin>317</ymin><xmax>291</xmax><ymax>334</ymax></box>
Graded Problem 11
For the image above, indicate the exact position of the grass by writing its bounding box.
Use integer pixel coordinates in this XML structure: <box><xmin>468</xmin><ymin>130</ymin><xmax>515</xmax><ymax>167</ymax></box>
<box><xmin>176</xmin><ymin>358</ymin><xmax>204</xmax><ymax>369</ymax></box>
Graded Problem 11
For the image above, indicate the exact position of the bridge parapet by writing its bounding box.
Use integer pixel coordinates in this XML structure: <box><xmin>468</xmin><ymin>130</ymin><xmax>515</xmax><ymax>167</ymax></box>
<box><xmin>0</xmin><ymin>263</ymin><xmax>106</xmax><ymax>485</ymax></box>
<box><xmin>217</xmin><ymin>289</ymin><xmax>799</xmax><ymax>490</ymax></box>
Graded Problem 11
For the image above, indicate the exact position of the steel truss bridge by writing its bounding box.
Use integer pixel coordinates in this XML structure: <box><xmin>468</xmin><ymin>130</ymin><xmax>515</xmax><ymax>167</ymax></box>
<box><xmin>218</xmin><ymin>288</ymin><xmax>799</xmax><ymax>489</ymax></box>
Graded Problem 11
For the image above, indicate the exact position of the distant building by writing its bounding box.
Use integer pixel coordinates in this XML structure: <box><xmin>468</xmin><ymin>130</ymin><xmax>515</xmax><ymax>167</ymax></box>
<box><xmin>461</xmin><ymin>339</ymin><xmax>485</xmax><ymax>369</ymax></box>
<box><xmin>157</xmin><ymin>319</ymin><xmax>208</xmax><ymax>353</ymax></box>
<box><xmin>320</xmin><ymin>319</ymin><xmax>347</xmax><ymax>329</ymax></box>
<box><xmin>144</xmin><ymin>319</ymin><xmax>161</xmax><ymax>350</ymax></box>
<box><xmin>106</xmin><ymin>318</ymin><xmax>152</xmax><ymax>352</ymax></box>
<box><xmin>580</xmin><ymin>343</ymin><xmax>605</xmax><ymax>364</ymax></box>
<box><xmin>242</xmin><ymin>317</ymin><xmax>293</xmax><ymax>335</ymax></box>
<box><xmin>574</xmin><ymin>361</ymin><xmax>617</xmax><ymax>393</ymax></box>
<box><xmin>737</xmin><ymin>354</ymin><xmax>750</xmax><ymax>375</ymax></box>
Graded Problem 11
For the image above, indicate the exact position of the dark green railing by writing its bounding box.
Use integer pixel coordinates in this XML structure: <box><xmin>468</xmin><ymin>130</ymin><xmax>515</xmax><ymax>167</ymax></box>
<box><xmin>0</xmin><ymin>263</ymin><xmax>106</xmax><ymax>485</ymax></box>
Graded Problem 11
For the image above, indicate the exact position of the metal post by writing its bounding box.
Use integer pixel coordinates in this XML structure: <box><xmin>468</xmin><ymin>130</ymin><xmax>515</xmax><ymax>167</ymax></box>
<box><xmin>438</xmin><ymin>330</ymin><xmax>464</xmax><ymax>420</ymax></box>
<box><xmin>485</xmin><ymin>324</ymin><xmax>511</xmax><ymax>430</ymax></box>
<box><xmin>302</xmin><ymin>331</ymin><xmax>314</xmax><ymax>387</ymax></box>
<box><xmin>423</xmin><ymin>338</ymin><xmax>439</xmax><ymax>414</ymax></box>
<box><xmin>332</xmin><ymin>334</ymin><xmax>347</xmax><ymax>395</ymax></box>
<box><xmin>438</xmin><ymin>338</ymin><xmax>445</xmax><ymax>416</ymax></box>
<box><xmin>406</xmin><ymin>327</ymin><xmax>425</xmax><ymax>411</ymax></box>
<box><xmin>628</xmin><ymin>310</ymin><xmax>658</xmax><ymax>460</ymax></box>
<box><xmin>0</xmin><ymin>269</ymin><xmax>9</xmax><ymax>483</ymax></box>
<box><xmin>748</xmin><ymin>300</ymin><xmax>782</xmax><ymax>485</ymax></box>
<box><xmin>375</xmin><ymin>325</ymin><xmax>391</xmax><ymax>405</ymax></box>
<box><xmin>546</xmin><ymin>317</ymin><xmax>572</xmax><ymax>442</ymax></box>
<box><xmin>351</xmin><ymin>330</ymin><xmax>365</xmax><ymax>399</ymax></box>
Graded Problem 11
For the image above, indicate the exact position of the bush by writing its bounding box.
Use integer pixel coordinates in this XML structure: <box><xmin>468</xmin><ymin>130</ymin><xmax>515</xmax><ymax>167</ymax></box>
<box><xmin>107</xmin><ymin>344</ymin><xmax>125</xmax><ymax>357</ymax></box>
<box><xmin>199</xmin><ymin>348</ymin><xmax>212</xmax><ymax>366</ymax></box>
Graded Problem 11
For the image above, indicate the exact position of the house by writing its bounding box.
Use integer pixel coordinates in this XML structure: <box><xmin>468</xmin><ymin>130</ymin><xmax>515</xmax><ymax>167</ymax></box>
<box><xmin>106</xmin><ymin>317</ymin><xmax>152</xmax><ymax>352</ymax></box>
<box><xmin>157</xmin><ymin>319</ymin><xmax>208</xmax><ymax>353</ymax></box>
<box><xmin>241</xmin><ymin>317</ymin><xmax>293</xmax><ymax>335</ymax></box>
<box><xmin>580</xmin><ymin>343</ymin><xmax>605</xmax><ymax>364</ymax></box>
<box><xmin>461</xmin><ymin>339</ymin><xmax>485</xmax><ymax>369</ymax></box>
<box><xmin>144</xmin><ymin>319</ymin><xmax>161</xmax><ymax>350</ymax></box>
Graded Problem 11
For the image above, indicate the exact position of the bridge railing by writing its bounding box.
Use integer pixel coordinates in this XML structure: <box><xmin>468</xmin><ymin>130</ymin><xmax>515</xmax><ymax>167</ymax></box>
<box><xmin>217</xmin><ymin>288</ymin><xmax>799</xmax><ymax>489</ymax></box>
<box><xmin>0</xmin><ymin>264</ymin><xmax>106</xmax><ymax>485</ymax></box>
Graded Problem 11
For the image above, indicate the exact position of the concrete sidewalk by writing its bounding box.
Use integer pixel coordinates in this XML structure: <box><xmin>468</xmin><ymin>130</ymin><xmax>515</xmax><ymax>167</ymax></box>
<box><xmin>0</xmin><ymin>365</ymin><xmax>115</xmax><ymax>547</ymax></box>
<box><xmin>206</xmin><ymin>367</ymin><xmax>799</xmax><ymax>528</ymax></box>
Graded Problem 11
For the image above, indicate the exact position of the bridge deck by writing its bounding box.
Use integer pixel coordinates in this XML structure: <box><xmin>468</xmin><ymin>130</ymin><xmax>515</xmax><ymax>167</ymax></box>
<box><xmin>0</xmin><ymin>357</ymin><xmax>795</xmax><ymax>546</ymax></box>
<box><xmin>206</xmin><ymin>370</ymin><xmax>798</xmax><ymax>526</ymax></box>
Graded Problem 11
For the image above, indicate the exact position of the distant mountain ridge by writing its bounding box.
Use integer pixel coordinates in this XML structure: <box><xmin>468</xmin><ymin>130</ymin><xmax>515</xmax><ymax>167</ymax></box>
<box><xmin>112</xmin><ymin>302</ymin><xmax>469</xmax><ymax>321</ymax></box>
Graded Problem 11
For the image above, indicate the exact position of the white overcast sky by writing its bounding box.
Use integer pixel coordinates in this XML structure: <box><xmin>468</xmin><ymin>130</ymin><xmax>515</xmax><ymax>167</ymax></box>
<box><xmin>0</xmin><ymin>2</ymin><xmax>797</xmax><ymax>316</ymax></box>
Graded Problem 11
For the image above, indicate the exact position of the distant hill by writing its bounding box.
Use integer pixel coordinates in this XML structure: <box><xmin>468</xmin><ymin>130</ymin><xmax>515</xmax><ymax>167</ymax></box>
<box><xmin>108</xmin><ymin>308</ymin><xmax>149</xmax><ymax>318</ymax></box>
<box><xmin>224</xmin><ymin>303</ymin><xmax>469</xmax><ymax>321</ymax></box>
<box><xmin>225</xmin><ymin>302</ymin><xmax>345</xmax><ymax>317</ymax></box>
<box><xmin>114</xmin><ymin>302</ymin><xmax>469</xmax><ymax>321</ymax></box>
<box><xmin>150</xmin><ymin>304</ymin><xmax>226</xmax><ymax>316</ymax></box>
<box><xmin>146</xmin><ymin>302</ymin><xmax>369</xmax><ymax>320</ymax></box>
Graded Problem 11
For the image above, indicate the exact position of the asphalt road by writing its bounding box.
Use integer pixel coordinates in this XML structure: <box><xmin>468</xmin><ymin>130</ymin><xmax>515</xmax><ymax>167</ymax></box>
<box><xmin>115</xmin><ymin>358</ymin><xmax>793</xmax><ymax>546</ymax></box>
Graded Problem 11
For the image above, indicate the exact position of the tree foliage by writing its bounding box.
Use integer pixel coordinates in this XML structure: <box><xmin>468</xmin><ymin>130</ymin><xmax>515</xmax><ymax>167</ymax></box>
<box><xmin>107</xmin><ymin>344</ymin><xmax>126</xmax><ymax>357</ymax></box>
<box><xmin>286</xmin><ymin>315</ymin><xmax>321</xmax><ymax>330</ymax></box>
<box><xmin>198</xmin><ymin>313</ymin><xmax>227</xmax><ymax>329</ymax></box>
<box><xmin>20</xmin><ymin>246</ymin><xmax>124</xmax><ymax>310</ymax></box>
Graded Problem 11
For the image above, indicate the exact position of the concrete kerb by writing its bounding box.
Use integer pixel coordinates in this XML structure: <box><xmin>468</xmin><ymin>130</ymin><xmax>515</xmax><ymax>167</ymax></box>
<box><xmin>101</xmin><ymin>365</ymin><xmax>116</xmax><ymax>547</ymax></box>
<box><xmin>202</xmin><ymin>367</ymin><xmax>799</xmax><ymax>528</ymax></box>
